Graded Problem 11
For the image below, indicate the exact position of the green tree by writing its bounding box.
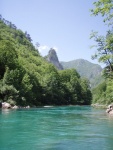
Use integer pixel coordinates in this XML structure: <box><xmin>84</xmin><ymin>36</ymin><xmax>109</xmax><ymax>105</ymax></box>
<box><xmin>0</xmin><ymin>83</ymin><xmax>18</xmax><ymax>102</ymax></box>
<box><xmin>59</xmin><ymin>69</ymin><xmax>91</xmax><ymax>105</ymax></box>
<box><xmin>80</xmin><ymin>78</ymin><xmax>92</xmax><ymax>105</ymax></box>
<box><xmin>92</xmin><ymin>81</ymin><xmax>106</xmax><ymax>104</ymax></box>
<box><xmin>90</xmin><ymin>0</ymin><xmax>113</xmax><ymax>78</ymax></box>
<box><xmin>91</xmin><ymin>0</ymin><xmax>113</xmax><ymax>25</ymax></box>
<box><xmin>90</xmin><ymin>0</ymin><xmax>113</xmax><ymax>105</ymax></box>
<box><xmin>0</xmin><ymin>68</ymin><xmax>19</xmax><ymax>102</ymax></box>
<box><xmin>0</xmin><ymin>39</ymin><xmax>18</xmax><ymax>78</ymax></box>
<box><xmin>90</xmin><ymin>30</ymin><xmax>113</xmax><ymax>78</ymax></box>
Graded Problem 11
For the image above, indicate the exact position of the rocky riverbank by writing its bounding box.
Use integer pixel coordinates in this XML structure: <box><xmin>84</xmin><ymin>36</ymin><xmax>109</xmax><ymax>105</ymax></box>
<box><xmin>0</xmin><ymin>102</ymin><xmax>30</xmax><ymax>109</ymax></box>
<box><xmin>92</xmin><ymin>103</ymin><xmax>113</xmax><ymax>115</ymax></box>
<box><xmin>91</xmin><ymin>103</ymin><xmax>107</xmax><ymax>108</ymax></box>
<box><xmin>106</xmin><ymin>104</ymin><xmax>113</xmax><ymax>114</ymax></box>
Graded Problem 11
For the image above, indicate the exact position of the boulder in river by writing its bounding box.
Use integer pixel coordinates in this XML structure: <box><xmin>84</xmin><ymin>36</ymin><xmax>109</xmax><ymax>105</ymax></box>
<box><xmin>106</xmin><ymin>104</ymin><xmax>113</xmax><ymax>114</ymax></box>
<box><xmin>2</xmin><ymin>102</ymin><xmax>11</xmax><ymax>109</ymax></box>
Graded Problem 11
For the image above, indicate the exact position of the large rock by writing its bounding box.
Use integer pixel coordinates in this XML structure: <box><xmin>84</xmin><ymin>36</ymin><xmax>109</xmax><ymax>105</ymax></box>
<box><xmin>12</xmin><ymin>105</ymin><xmax>19</xmax><ymax>109</ymax></box>
<box><xmin>106</xmin><ymin>104</ymin><xmax>113</xmax><ymax>114</ymax></box>
<box><xmin>45</xmin><ymin>48</ymin><xmax>63</xmax><ymax>70</ymax></box>
<box><xmin>2</xmin><ymin>102</ymin><xmax>11</xmax><ymax>109</ymax></box>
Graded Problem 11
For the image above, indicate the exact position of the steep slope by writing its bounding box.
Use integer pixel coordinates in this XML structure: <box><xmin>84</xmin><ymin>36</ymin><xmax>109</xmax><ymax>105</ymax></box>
<box><xmin>0</xmin><ymin>17</ymin><xmax>92</xmax><ymax>106</ymax></box>
<box><xmin>61</xmin><ymin>59</ymin><xmax>104</xmax><ymax>88</ymax></box>
<box><xmin>45</xmin><ymin>48</ymin><xmax>63</xmax><ymax>70</ymax></box>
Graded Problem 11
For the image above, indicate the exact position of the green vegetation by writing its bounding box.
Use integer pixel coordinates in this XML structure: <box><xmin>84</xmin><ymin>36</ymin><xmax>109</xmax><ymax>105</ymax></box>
<box><xmin>91</xmin><ymin>0</ymin><xmax>113</xmax><ymax>105</ymax></box>
<box><xmin>0</xmin><ymin>15</ymin><xmax>92</xmax><ymax>106</ymax></box>
<box><xmin>61</xmin><ymin>59</ymin><xmax>104</xmax><ymax>88</ymax></box>
<box><xmin>92</xmin><ymin>80</ymin><xmax>113</xmax><ymax>105</ymax></box>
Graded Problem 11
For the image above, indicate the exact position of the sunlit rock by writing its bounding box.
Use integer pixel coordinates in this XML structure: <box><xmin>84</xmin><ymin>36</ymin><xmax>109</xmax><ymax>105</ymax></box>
<box><xmin>106</xmin><ymin>104</ymin><xmax>113</xmax><ymax>114</ymax></box>
<box><xmin>2</xmin><ymin>102</ymin><xmax>11</xmax><ymax>109</ymax></box>
<box><xmin>12</xmin><ymin>105</ymin><xmax>19</xmax><ymax>109</ymax></box>
<box><xmin>26</xmin><ymin>105</ymin><xmax>30</xmax><ymax>108</ymax></box>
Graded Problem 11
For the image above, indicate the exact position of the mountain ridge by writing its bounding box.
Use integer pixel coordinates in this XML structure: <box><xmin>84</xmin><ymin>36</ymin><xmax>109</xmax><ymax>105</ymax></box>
<box><xmin>61</xmin><ymin>59</ymin><xmax>102</xmax><ymax>76</ymax></box>
<box><xmin>61</xmin><ymin>59</ymin><xmax>103</xmax><ymax>88</ymax></box>
<box><xmin>45</xmin><ymin>48</ymin><xmax>103</xmax><ymax>88</ymax></box>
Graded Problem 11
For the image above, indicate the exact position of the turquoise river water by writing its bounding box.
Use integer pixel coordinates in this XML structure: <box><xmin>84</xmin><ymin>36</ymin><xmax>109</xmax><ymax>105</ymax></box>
<box><xmin>0</xmin><ymin>106</ymin><xmax>113</xmax><ymax>150</ymax></box>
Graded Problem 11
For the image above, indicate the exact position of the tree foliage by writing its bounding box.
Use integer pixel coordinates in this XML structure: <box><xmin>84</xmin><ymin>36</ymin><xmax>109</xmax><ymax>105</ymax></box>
<box><xmin>90</xmin><ymin>0</ymin><xmax>113</xmax><ymax>78</ymax></box>
<box><xmin>0</xmin><ymin>16</ymin><xmax>92</xmax><ymax>106</ymax></box>
<box><xmin>91</xmin><ymin>0</ymin><xmax>113</xmax><ymax>104</ymax></box>
<box><xmin>90</xmin><ymin>30</ymin><xmax>113</xmax><ymax>78</ymax></box>
<box><xmin>91</xmin><ymin>0</ymin><xmax>113</xmax><ymax>25</ymax></box>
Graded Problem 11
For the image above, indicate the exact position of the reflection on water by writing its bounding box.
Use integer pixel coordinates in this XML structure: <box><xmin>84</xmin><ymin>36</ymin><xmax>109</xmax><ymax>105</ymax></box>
<box><xmin>0</xmin><ymin>106</ymin><xmax>113</xmax><ymax>150</ymax></box>
<box><xmin>1</xmin><ymin>109</ymin><xmax>11</xmax><ymax>113</ymax></box>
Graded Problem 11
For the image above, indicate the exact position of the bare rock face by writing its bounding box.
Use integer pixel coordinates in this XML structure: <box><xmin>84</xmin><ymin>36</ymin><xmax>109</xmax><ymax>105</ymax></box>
<box><xmin>2</xmin><ymin>102</ymin><xmax>11</xmax><ymax>109</ymax></box>
<box><xmin>45</xmin><ymin>48</ymin><xmax>63</xmax><ymax>70</ymax></box>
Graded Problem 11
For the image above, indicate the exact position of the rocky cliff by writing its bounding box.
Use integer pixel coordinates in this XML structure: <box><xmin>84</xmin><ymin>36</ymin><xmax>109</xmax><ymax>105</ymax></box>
<box><xmin>45</xmin><ymin>48</ymin><xmax>63</xmax><ymax>70</ymax></box>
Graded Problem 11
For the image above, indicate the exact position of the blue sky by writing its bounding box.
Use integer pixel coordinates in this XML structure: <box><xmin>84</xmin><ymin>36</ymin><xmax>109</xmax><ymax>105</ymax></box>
<box><xmin>1</xmin><ymin>0</ymin><xmax>109</xmax><ymax>66</ymax></box>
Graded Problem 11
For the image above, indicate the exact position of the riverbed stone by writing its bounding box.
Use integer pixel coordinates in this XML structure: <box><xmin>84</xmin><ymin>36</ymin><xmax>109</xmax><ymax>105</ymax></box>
<box><xmin>12</xmin><ymin>105</ymin><xmax>19</xmax><ymax>109</ymax></box>
<box><xmin>2</xmin><ymin>102</ymin><xmax>11</xmax><ymax>109</ymax></box>
<box><xmin>106</xmin><ymin>104</ymin><xmax>113</xmax><ymax>114</ymax></box>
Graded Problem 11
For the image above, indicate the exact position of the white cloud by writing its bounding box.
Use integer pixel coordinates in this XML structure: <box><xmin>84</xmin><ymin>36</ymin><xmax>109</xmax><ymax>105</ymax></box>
<box><xmin>53</xmin><ymin>46</ymin><xmax>58</xmax><ymax>52</ymax></box>
<box><xmin>38</xmin><ymin>45</ymin><xmax>50</xmax><ymax>56</ymax></box>
<box><xmin>38</xmin><ymin>45</ymin><xmax>49</xmax><ymax>52</ymax></box>
<box><xmin>38</xmin><ymin>45</ymin><xmax>59</xmax><ymax>56</ymax></box>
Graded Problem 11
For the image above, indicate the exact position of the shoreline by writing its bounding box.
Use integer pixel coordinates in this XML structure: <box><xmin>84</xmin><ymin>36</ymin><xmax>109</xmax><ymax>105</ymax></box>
<box><xmin>91</xmin><ymin>103</ymin><xmax>107</xmax><ymax>109</ymax></box>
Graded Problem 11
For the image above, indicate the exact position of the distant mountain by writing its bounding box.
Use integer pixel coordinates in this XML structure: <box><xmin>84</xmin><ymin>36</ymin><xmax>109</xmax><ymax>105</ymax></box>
<box><xmin>45</xmin><ymin>50</ymin><xmax>104</xmax><ymax>88</ymax></box>
<box><xmin>61</xmin><ymin>59</ymin><xmax>104</xmax><ymax>88</ymax></box>
<box><xmin>45</xmin><ymin>48</ymin><xmax>63</xmax><ymax>70</ymax></box>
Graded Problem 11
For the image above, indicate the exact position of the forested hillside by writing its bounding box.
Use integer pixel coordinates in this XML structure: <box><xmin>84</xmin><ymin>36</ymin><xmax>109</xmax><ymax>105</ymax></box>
<box><xmin>0</xmin><ymin>16</ymin><xmax>92</xmax><ymax>106</ymax></box>
<box><xmin>61</xmin><ymin>59</ymin><xmax>104</xmax><ymax>88</ymax></box>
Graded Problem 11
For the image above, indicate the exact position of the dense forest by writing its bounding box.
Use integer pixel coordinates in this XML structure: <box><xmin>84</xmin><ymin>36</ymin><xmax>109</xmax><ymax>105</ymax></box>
<box><xmin>0</xmin><ymin>15</ymin><xmax>92</xmax><ymax>107</ymax></box>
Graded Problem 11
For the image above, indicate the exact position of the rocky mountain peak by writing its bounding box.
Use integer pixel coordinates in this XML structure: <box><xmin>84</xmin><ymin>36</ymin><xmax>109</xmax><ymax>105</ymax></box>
<box><xmin>45</xmin><ymin>48</ymin><xmax>63</xmax><ymax>70</ymax></box>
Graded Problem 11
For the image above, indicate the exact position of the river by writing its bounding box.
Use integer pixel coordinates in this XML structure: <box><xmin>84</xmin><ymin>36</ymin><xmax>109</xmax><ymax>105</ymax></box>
<box><xmin>0</xmin><ymin>106</ymin><xmax>113</xmax><ymax>150</ymax></box>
